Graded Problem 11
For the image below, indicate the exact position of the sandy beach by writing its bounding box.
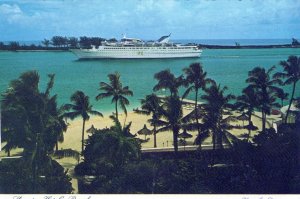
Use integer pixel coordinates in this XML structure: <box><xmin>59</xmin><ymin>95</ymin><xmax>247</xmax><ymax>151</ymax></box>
<box><xmin>57</xmin><ymin>108</ymin><xmax>281</xmax><ymax>152</ymax></box>
<box><xmin>1</xmin><ymin>108</ymin><xmax>282</xmax><ymax>156</ymax></box>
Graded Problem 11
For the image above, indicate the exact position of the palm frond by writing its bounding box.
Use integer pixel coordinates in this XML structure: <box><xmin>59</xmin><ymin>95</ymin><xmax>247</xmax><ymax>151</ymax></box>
<box><xmin>224</xmin><ymin>130</ymin><xmax>239</xmax><ymax>143</ymax></box>
<box><xmin>96</xmin><ymin>92</ymin><xmax>112</xmax><ymax>100</ymax></box>
<box><xmin>99</xmin><ymin>81</ymin><xmax>113</xmax><ymax>91</ymax></box>
<box><xmin>121</xmin><ymin>86</ymin><xmax>133</xmax><ymax>96</ymax></box>
<box><xmin>194</xmin><ymin>130</ymin><xmax>210</xmax><ymax>145</ymax></box>
<box><xmin>63</xmin><ymin>111</ymin><xmax>80</xmax><ymax>120</ymax></box>
<box><xmin>273</xmin><ymin>72</ymin><xmax>288</xmax><ymax>80</ymax></box>
<box><xmin>62</xmin><ymin>103</ymin><xmax>76</xmax><ymax>111</ymax></box>
<box><xmin>267</xmin><ymin>65</ymin><xmax>276</xmax><ymax>74</ymax></box>
<box><xmin>134</xmin><ymin>108</ymin><xmax>150</xmax><ymax>115</ymax></box>
<box><xmin>45</xmin><ymin>74</ymin><xmax>55</xmax><ymax>96</ymax></box>
<box><xmin>151</xmin><ymin>119</ymin><xmax>169</xmax><ymax>127</ymax></box>
<box><xmin>157</xmin><ymin>125</ymin><xmax>172</xmax><ymax>133</ymax></box>
<box><xmin>89</xmin><ymin>110</ymin><xmax>103</xmax><ymax>117</ymax></box>
<box><xmin>182</xmin><ymin>86</ymin><xmax>194</xmax><ymax>99</ymax></box>
<box><xmin>53</xmin><ymin>149</ymin><xmax>80</xmax><ymax>162</ymax></box>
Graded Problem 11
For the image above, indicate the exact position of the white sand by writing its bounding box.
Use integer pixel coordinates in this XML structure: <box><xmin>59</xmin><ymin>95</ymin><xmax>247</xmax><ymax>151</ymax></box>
<box><xmin>58</xmin><ymin>109</ymin><xmax>282</xmax><ymax>152</ymax></box>
<box><xmin>1</xmin><ymin>109</ymin><xmax>282</xmax><ymax>157</ymax></box>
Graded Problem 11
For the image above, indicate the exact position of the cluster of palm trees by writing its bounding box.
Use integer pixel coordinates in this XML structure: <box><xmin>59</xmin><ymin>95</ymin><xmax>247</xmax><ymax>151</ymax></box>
<box><xmin>135</xmin><ymin>63</ymin><xmax>239</xmax><ymax>156</ymax></box>
<box><xmin>1</xmin><ymin>72</ymin><xmax>67</xmax><ymax>157</ymax></box>
<box><xmin>1</xmin><ymin>72</ymin><xmax>71</xmax><ymax>192</ymax></box>
<box><xmin>1</xmin><ymin>56</ymin><xmax>299</xmax><ymax>159</ymax></box>
<box><xmin>46</xmin><ymin>36</ymin><xmax>106</xmax><ymax>48</ymax></box>
<box><xmin>135</xmin><ymin>56</ymin><xmax>299</xmax><ymax>157</ymax></box>
<box><xmin>63</xmin><ymin>72</ymin><xmax>133</xmax><ymax>153</ymax></box>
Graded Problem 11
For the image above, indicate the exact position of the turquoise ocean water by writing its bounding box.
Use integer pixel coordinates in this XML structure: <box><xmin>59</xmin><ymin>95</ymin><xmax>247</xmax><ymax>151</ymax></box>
<box><xmin>1</xmin><ymin>47</ymin><xmax>300</xmax><ymax>114</ymax></box>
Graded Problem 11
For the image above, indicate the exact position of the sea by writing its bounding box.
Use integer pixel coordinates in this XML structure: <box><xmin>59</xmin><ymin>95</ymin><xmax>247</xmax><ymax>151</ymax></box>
<box><xmin>1</xmin><ymin>39</ymin><xmax>300</xmax><ymax>115</ymax></box>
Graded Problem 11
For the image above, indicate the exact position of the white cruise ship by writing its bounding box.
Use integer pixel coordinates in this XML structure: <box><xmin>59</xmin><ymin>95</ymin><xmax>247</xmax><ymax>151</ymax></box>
<box><xmin>70</xmin><ymin>34</ymin><xmax>202</xmax><ymax>59</ymax></box>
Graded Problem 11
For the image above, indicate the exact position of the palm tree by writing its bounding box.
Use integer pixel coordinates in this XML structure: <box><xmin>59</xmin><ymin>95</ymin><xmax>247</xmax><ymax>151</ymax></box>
<box><xmin>42</xmin><ymin>74</ymin><xmax>68</xmax><ymax>152</ymax></box>
<box><xmin>183</xmin><ymin>62</ymin><xmax>212</xmax><ymax>142</ymax></box>
<box><xmin>201</xmin><ymin>81</ymin><xmax>238</xmax><ymax>152</ymax></box>
<box><xmin>1</xmin><ymin>71</ymin><xmax>68</xmax><ymax>155</ymax></box>
<box><xmin>96</xmin><ymin>72</ymin><xmax>133</xmax><ymax>121</ymax></box>
<box><xmin>42</xmin><ymin>39</ymin><xmax>50</xmax><ymax>47</ymax></box>
<box><xmin>68</xmin><ymin>37</ymin><xmax>78</xmax><ymax>48</ymax></box>
<box><xmin>155</xmin><ymin>95</ymin><xmax>191</xmax><ymax>156</ymax></box>
<box><xmin>47</xmin><ymin>103</ymin><xmax>68</xmax><ymax>152</ymax></box>
<box><xmin>246</xmin><ymin>66</ymin><xmax>281</xmax><ymax>131</ymax></box>
<box><xmin>235</xmin><ymin>86</ymin><xmax>259</xmax><ymax>141</ymax></box>
<box><xmin>64</xmin><ymin>91</ymin><xmax>103</xmax><ymax>153</ymax></box>
<box><xmin>109</xmin><ymin>114</ymin><xmax>136</xmax><ymax>138</ymax></box>
<box><xmin>276</xmin><ymin>88</ymin><xmax>289</xmax><ymax>108</ymax></box>
<box><xmin>134</xmin><ymin>94</ymin><xmax>162</xmax><ymax>148</ymax></box>
<box><xmin>1</xmin><ymin>71</ymin><xmax>72</xmax><ymax>192</ymax></box>
<box><xmin>153</xmin><ymin>69</ymin><xmax>185</xmax><ymax>97</ymax></box>
<box><xmin>274</xmin><ymin>55</ymin><xmax>300</xmax><ymax>123</ymax></box>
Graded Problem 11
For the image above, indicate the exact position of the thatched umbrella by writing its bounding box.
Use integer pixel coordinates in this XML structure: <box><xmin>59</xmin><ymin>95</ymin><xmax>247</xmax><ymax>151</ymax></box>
<box><xmin>178</xmin><ymin>129</ymin><xmax>193</xmax><ymax>150</ymax></box>
<box><xmin>237</xmin><ymin>112</ymin><xmax>249</xmax><ymax>127</ymax></box>
<box><xmin>137</xmin><ymin>124</ymin><xmax>153</xmax><ymax>140</ymax></box>
<box><xmin>86</xmin><ymin>125</ymin><xmax>97</xmax><ymax>134</ymax></box>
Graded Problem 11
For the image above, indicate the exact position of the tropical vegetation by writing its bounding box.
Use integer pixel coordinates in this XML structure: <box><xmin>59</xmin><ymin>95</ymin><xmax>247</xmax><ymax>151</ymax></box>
<box><xmin>96</xmin><ymin>72</ymin><xmax>133</xmax><ymax>121</ymax></box>
<box><xmin>64</xmin><ymin>91</ymin><xmax>103</xmax><ymax>153</ymax></box>
<box><xmin>134</xmin><ymin>94</ymin><xmax>162</xmax><ymax>148</ymax></box>
<box><xmin>246</xmin><ymin>66</ymin><xmax>281</xmax><ymax>131</ymax></box>
<box><xmin>183</xmin><ymin>62</ymin><xmax>212</xmax><ymax>141</ymax></box>
<box><xmin>1</xmin><ymin>56</ymin><xmax>300</xmax><ymax>194</ymax></box>
<box><xmin>274</xmin><ymin>55</ymin><xmax>300</xmax><ymax>123</ymax></box>
<box><xmin>1</xmin><ymin>71</ymin><xmax>73</xmax><ymax>193</ymax></box>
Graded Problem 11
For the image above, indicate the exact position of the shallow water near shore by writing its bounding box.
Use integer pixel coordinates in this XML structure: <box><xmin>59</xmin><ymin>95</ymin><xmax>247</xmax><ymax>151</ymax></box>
<box><xmin>1</xmin><ymin>48</ymin><xmax>300</xmax><ymax>113</ymax></box>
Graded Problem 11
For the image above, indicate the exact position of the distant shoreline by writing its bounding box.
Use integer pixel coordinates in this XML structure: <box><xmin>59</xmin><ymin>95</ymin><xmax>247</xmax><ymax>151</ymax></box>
<box><xmin>0</xmin><ymin>44</ymin><xmax>298</xmax><ymax>52</ymax></box>
<box><xmin>198</xmin><ymin>43</ymin><xmax>298</xmax><ymax>49</ymax></box>
<box><xmin>1</xmin><ymin>37</ymin><xmax>299</xmax><ymax>51</ymax></box>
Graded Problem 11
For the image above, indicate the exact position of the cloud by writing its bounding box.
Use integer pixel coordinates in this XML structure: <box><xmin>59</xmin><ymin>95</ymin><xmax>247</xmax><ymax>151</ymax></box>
<box><xmin>0</xmin><ymin>0</ymin><xmax>299</xmax><ymax>40</ymax></box>
<box><xmin>0</xmin><ymin>3</ymin><xmax>43</xmax><ymax>26</ymax></box>
<box><xmin>0</xmin><ymin>3</ymin><xmax>24</xmax><ymax>24</ymax></box>
<box><xmin>0</xmin><ymin>3</ymin><xmax>22</xmax><ymax>14</ymax></box>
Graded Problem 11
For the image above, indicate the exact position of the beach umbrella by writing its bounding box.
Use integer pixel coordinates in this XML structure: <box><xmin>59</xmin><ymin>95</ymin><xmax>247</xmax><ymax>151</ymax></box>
<box><xmin>178</xmin><ymin>129</ymin><xmax>193</xmax><ymax>150</ymax></box>
<box><xmin>86</xmin><ymin>125</ymin><xmax>97</xmax><ymax>134</ymax></box>
<box><xmin>237</xmin><ymin>112</ymin><xmax>249</xmax><ymax>126</ymax></box>
<box><xmin>137</xmin><ymin>124</ymin><xmax>153</xmax><ymax>140</ymax></box>
<box><xmin>179</xmin><ymin>129</ymin><xmax>193</xmax><ymax>139</ymax></box>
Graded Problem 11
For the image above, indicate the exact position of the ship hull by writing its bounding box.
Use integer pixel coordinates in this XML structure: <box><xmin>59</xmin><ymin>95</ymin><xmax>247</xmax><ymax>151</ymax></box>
<box><xmin>70</xmin><ymin>46</ymin><xmax>202</xmax><ymax>59</ymax></box>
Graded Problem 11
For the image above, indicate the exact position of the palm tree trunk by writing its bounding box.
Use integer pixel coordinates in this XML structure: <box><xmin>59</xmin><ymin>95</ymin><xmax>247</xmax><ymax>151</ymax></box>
<box><xmin>211</xmin><ymin>130</ymin><xmax>216</xmax><ymax>166</ymax></box>
<box><xmin>247</xmin><ymin>114</ymin><xmax>252</xmax><ymax>142</ymax></box>
<box><xmin>153</xmin><ymin>125</ymin><xmax>157</xmax><ymax>148</ymax></box>
<box><xmin>173</xmin><ymin>126</ymin><xmax>179</xmax><ymax>157</ymax></box>
<box><xmin>217</xmin><ymin>130</ymin><xmax>223</xmax><ymax>149</ymax></box>
<box><xmin>56</xmin><ymin>141</ymin><xmax>59</xmax><ymax>151</ymax></box>
<box><xmin>81</xmin><ymin>119</ymin><xmax>86</xmax><ymax>153</ymax></box>
<box><xmin>263</xmin><ymin>112</ymin><xmax>267</xmax><ymax>131</ymax></box>
<box><xmin>7</xmin><ymin>149</ymin><xmax>10</xmax><ymax>157</ymax></box>
<box><xmin>195</xmin><ymin>89</ymin><xmax>201</xmax><ymax>148</ymax></box>
<box><xmin>115</xmin><ymin>100</ymin><xmax>119</xmax><ymax>121</ymax></box>
<box><xmin>285</xmin><ymin>81</ymin><xmax>296</xmax><ymax>123</ymax></box>
<box><xmin>262</xmin><ymin>109</ymin><xmax>266</xmax><ymax>132</ymax></box>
